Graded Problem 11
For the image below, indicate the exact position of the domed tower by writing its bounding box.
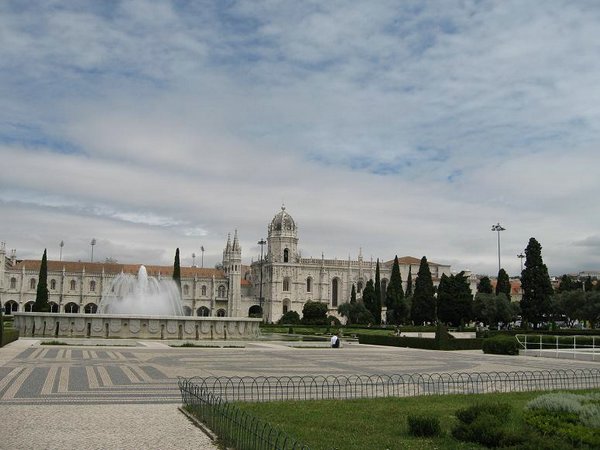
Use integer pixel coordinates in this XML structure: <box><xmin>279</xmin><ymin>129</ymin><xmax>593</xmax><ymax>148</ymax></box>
<box><xmin>267</xmin><ymin>205</ymin><xmax>298</xmax><ymax>263</ymax></box>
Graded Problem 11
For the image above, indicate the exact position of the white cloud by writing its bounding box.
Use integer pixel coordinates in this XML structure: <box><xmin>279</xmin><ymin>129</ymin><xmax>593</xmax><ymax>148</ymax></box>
<box><xmin>1</xmin><ymin>0</ymin><xmax>599</xmax><ymax>276</ymax></box>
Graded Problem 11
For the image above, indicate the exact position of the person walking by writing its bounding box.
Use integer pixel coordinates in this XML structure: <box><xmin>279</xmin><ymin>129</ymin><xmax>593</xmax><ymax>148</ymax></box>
<box><xmin>330</xmin><ymin>333</ymin><xmax>340</xmax><ymax>348</ymax></box>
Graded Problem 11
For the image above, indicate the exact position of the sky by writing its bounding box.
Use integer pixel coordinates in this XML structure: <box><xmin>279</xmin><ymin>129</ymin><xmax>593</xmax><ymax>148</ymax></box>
<box><xmin>1</xmin><ymin>0</ymin><xmax>599</xmax><ymax>277</ymax></box>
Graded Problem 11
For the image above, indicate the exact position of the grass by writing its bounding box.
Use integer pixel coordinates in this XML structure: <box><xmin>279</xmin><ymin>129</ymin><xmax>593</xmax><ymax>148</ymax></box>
<box><xmin>235</xmin><ymin>389</ymin><xmax>600</xmax><ymax>449</ymax></box>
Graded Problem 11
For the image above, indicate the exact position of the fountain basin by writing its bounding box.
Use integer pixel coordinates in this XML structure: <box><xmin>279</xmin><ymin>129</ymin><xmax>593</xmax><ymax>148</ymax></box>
<box><xmin>13</xmin><ymin>312</ymin><xmax>261</xmax><ymax>340</ymax></box>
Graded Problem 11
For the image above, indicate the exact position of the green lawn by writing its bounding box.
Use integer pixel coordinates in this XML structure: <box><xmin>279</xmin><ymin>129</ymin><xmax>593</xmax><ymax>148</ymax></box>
<box><xmin>235</xmin><ymin>390</ymin><xmax>599</xmax><ymax>449</ymax></box>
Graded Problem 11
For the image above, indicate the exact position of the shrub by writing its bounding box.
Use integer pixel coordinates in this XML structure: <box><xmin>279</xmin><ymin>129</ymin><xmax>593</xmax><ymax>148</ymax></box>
<box><xmin>327</xmin><ymin>315</ymin><xmax>341</xmax><ymax>326</ymax></box>
<box><xmin>406</xmin><ymin>414</ymin><xmax>441</xmax><ymax>437</ymax></box>
<box><xmin>482</xmin><ymin>335</ymin><xmax>520</xmax><ymax>355</ymax></box>
<box><xmin>452</xmin><ymin>401</ymin><xmax>523</xmax><ymax>447</ymax></box>
<box><xmin>278</xmin><ymin>311</ymin><xmax>301</xmax><ymax>325</ymax></box>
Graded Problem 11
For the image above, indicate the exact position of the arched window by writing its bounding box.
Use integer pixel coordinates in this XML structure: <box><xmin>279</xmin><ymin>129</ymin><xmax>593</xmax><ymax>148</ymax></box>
<box><xmin>282</xmin><ymin>299</ymin><xmax>291</xmax><ymax>315</ymax></box>
<box><xmin>216</xmin><ymin>309</ymin><xmax>226</xmax><ymax>317</ymax></box>
<box><xmin>25</xmin><ymin>301</ymin><xmax>35</xmax><ymax>312</ymax></box>
<box><xmin>49</xmin><ymin>302</ymin><xmax>59</xmax><ymax>313</ymax></box>
<box><xmin>84</xmin><ymin>303</ymin><xmax>97</xmax><ymax>314</ymax></box>
<box><xmin>64</xmin><ymin>302</ymin><xmax>79</xmax><ymax>313</ymax></box>
<box><xmin>90</xmin><ymin>280</ymin><xmax>96</xmax><ymax>292</ymax></box>
<box><xmin>357</xmin><ymin>280</ymin><xmax>363</xmax><ymax>293</ymax></box>
<box><xmin>248</xmin><ymin>305</ymin><xmax>262</xmax><ymax>317</ymax></box>
<box><xmin>283</xmin><ymin>248</ymin><xmax>289</xmax><ymax>263</ymax></box>
<box><xmin>218</xmin><ymin>285</ymin><xmax>226</xmax><ymax>297</ymax></box>
<box><xmin>306</xmin><ymin>277</ymin><xmax>312</xmax><ymax>293</ymax></box>
<box><xmin>10</xmin><ymin>277</ymin><xmax>16</xmax><ymax>289</ymax></box>
<box><xmin>30</xmin><ymin>278</ymin><xmax>36</xmax><ymax>290</ymax></box>
<box><xmin>183</xmin><ymin>306</ymin><xmax>192</xmax><ymax>316</ymax></box>
<box><xmin>197</xmin><ymin>306</ymin><xmax>210</xmax><ymax>317</ymax></box>
<box><xmin>50</xmin><ymin>279</ymin><xmax>56</xmax><ymax>290</ymax></box>
<box><xmin>183</xmin><ymin>285</ymin><xmax>189</xmax><ymax>296</ymax></box>
<box><xmin>4</xmin><ymin>300</ymin><xmax>18</xmax><ymax>315</ymax></box>
<box><xmin>283</xmin><ymin>277</ymin><xmax>290</xmax><ymax>292</ymax></box>
<box><xmin>70</xmin><ymin>280</ymin><xmax>76</xmax><ymax>291</ymax></box>
<box><xmin>201</xmin><ymin>285</ymin><xmax>207</xmax><ymax>296</ymax></box>
<box><xmin>332</xmin><ymin>278</ymin><xmax>339</xmax><ymax>307</ymax></box>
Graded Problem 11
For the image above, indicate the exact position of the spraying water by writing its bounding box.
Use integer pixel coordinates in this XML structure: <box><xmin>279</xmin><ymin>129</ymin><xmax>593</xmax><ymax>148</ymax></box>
<box><xmin>97</xmin><ymin>265</ymin><xmax>184</xmax><ymax>316</ymax></box>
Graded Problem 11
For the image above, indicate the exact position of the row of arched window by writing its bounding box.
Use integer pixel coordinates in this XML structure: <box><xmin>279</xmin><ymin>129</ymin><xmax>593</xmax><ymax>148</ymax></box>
<box><xmin>2</xmin><ymin>300</ymin><xmax>228</xmax><ymax>317</ymax></box>
<box><xmin>10</xmin><ymin>277</ymin><xmax>228</xmax><ymax>298</ymax></box>
<box><xmin>181</xmin><ymin>284</ymin><xmax>226</xmax><ymax>297</ymax></box>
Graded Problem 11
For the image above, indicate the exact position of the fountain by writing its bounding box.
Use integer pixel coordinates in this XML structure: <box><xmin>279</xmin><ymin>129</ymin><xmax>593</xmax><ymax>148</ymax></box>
<box><xmin>13</xmin><ymin>265</ymin><xmax>261</xmax><ymax>340</ymax></box>
<box><xmin>97</xmin><ymin>266</ymin><xmax>183</xmax><ymax>316</ymax></box>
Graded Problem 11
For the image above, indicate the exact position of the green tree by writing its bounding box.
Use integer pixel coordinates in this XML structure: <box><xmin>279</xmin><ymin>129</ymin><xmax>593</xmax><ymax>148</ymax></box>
<box><xmin>350</xmin><ymin>284</ymin><xmax>357</xmax><ymax>304</ymax></box>
<box><xmin>173</xmin><ymin>248</ymin><xmax>181</xmax><ymax>293</ymax></box>
<box><xmin>33</xmin><ymin>249</ymin><xmax>50</xmax><ymax>312</ymax></box>
<box><xmin>579</xmin><ymin>291</ymin><xmax>600</xmax><ymax>328</ymax></box>
<box><xmin>436</xmin><ymin>271</ymin><xmax>473</xmax><ymax>327</ymax></box>
<box><xmin>337</xmin><ymin>302</ymin><xmax>374</xmax><ymax>325</ymax></box>
<box><xmin>552</xmin><ymin>290</ymin><xmax>584</xmax><ymax>327</ymax></box>
<box><xmin>301</xmin><ymin>300</ymin><xmax>328</xmax><ymax>325</ymax></box>
<box><xmin>473</xmin><ymin>293</ymin><xmax>496</xmax><ymax>326</ymax></box>
<box><xmin>373</xmin><ymin>259</ymin><xmax>382</xmax><ymax>324</ymax></box>
<box><xmin>362</xmin><ymin>279</ymin><xmax>377</xmax><ymax>324</ymax></box>
<box><xmin>405</xmin><ymin>265</ymin><xmax>413</xmax><ymax>296</ymax></box>
<box><xmin>410</xmin><ymin>256</ymin><xmax>436</xmax><ymax>325</ymax></box>
<box><xmin>495</xmin><ymin>268</ymin><xmax>511</xmax><ymax>301</ymax></box>
<box><xmin>585</xmin><ymin>276</ymin><xmax>594</xmax><ymax>292</ymax></box>
<box><xmin>557</xmin><ymin>274</ymin><xmax>575</xmax><ymax>293</ymax></box>
<box><xmin>278</xmin><ymin>310</ymin><xmax>301</xmax><ymax>324</ymax></box>
<box><xmin>520</xmin><ymin>238</ymin><xmax>553</xmax><ymax>328</ymax></box>
<box><xmin>477</xmin><ymin>276</ymin><xmax>493</xmax><ymax>294</ymax></box>
<box><xmin>385</xmin><ymin>256</ymin><xmax>406</xmax><ymax>325</ymax></box>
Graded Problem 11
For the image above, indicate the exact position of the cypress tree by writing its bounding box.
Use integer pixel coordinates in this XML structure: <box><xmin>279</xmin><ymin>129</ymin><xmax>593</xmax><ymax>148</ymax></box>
<box><xmin>584</xmin><ymin>276</ymin><xmax>593</xmax><ymax>292</ymax></box>
<box><xmin>495</xmin><ymin>268</ymin><xmax>511</xmax><ymax>301</ymax></box>
<box><xmin>405</xmin><ymin>265</ymin><xmax>413</xmax><ymax>296</ymax></box>
<box><xmin>477</xmin><ymin>276</ymin><xmax>493</xmax><ymax>294</ymax></box>
<box><xmin>386</xmin><ymin>256</ymin><xmax>406</xmax><ymax>324</ymax></box>
<box><xmin>410</xmin><ymin>256</ymin><xmax>436</xmax><ymax>325</ymax></box>
<box><xmin>350</xmin><ymin>284</ymin><xmax>356</xmax><ymax>304</ymax></box>
<box><xmin>33</xmin><ymin>249</ymin><xmax>50</xmax><ymax>312</ymax></box>
<box><xmin>520</xmin><ymin>237</ymin><xmax>553</xmax><ymax>328</ymax></box>
<box><xmin>437</xmin><ymin>271</ymin><xmax>473</xmax><ymax>326</ymax></box>
<box><xmin>362</xmin><ymin>279</ymin><xmax>376</xmax><ymax>324</ymax></box>
<box><xmin>373</xmin><ymin>259</ymin><xmax>382</xmax><ymax>324</ymax></box>
<box><xmin>173</xmin><ymin>248</ymin><xmax>181</xmax><ymax>294</ymax></box>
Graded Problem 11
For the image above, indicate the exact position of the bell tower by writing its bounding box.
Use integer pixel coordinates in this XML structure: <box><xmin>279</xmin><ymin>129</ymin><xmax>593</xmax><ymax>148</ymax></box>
<box><xmin>267</xmin><ymin>205</ymin><xmax>298</xmax><ymax>263</ymax></box>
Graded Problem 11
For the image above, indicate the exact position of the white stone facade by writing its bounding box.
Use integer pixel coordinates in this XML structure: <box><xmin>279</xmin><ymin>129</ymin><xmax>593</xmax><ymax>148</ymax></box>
<box><xmin>1</xmin><ymin>208</ymin><xmax>452</xmax><ymax>322</ymax></box>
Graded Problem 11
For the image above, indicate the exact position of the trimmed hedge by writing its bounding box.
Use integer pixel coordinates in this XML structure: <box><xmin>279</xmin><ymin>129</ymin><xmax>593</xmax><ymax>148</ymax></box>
<box><xmin>482</xmin><ymin>335</ymin><xmax>520</xmax><ymax>355</ymax></box>
<box><xmin>477</xmin><ymin>329</ymin><xmax>600</xmax><ymax>338</ymax></box>
<box><xmin>1</xmin><ymin>328</ymin><xmax>19</xmax><ymax>347</ymax></box>
<box><xmin>358</xmin><ymin>334</ymin><xmax>483</xmax><ymax>351</ymax></box>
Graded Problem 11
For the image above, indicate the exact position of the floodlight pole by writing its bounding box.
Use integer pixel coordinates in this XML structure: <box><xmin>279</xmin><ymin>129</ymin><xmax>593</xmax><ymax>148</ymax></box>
<box><xmin>491</xmin><ymin>223</ymin><xmax>505</xmax><ymax>273</ymax></box>
<box><xmin>258</xmin><ymin>238</ymin><xmax>266</xmax><ymax>316</ymax></box>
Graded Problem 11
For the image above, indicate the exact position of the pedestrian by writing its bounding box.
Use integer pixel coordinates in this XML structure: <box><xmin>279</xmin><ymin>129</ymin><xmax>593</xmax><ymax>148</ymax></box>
<box><xmin>331</xmin><ymin>333</ymin><xmax>340</xmax><ymax>348</ymax></box>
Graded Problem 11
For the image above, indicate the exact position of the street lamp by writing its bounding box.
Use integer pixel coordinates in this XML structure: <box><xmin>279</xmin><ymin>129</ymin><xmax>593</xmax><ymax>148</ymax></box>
<box><xmin>90</xmin><ymin>238</ymin><xmax>96</xmax><ymax>263</ymax></box>
<box><xmin>192</xmin><ymin>252</ymin><xmax>196</xmax><ymax>267</ymax></box>
<box><xmin>59</xmin><ymin>240</ymin><xmax>64</xmax><ymax>262</ymax></box>
<box><xmin>491</xmin><ymin>223</ymin><xmax>505</xmax><ymax>273</ymax></box>
<box><xmin>257</xmin><ymin>238</ymin><xmax>266</xmax><ymax>316</ymax></box>
<box><xmin>517</xmin><ymin>253</ymin><xmax>525</xmax><ymax>272</ymax></box>
<box><xmin>200</xmin><ymin>246</ymin><xmax>204</xmax><ymax>268</ymax></box>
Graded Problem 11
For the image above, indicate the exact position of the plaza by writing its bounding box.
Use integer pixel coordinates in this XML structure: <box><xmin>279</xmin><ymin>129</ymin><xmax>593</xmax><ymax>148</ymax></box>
<box><xmin>1</xmin><ymin>337</ymin><xmax>599</xmax><ymax>449</ymax></box>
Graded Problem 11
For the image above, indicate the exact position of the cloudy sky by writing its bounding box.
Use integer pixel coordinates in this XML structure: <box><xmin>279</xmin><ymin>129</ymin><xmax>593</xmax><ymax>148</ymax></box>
<box><xmin>1</xmin><ymin>0</ymin><xmax>599</xmax><ymax>277</ymax></box>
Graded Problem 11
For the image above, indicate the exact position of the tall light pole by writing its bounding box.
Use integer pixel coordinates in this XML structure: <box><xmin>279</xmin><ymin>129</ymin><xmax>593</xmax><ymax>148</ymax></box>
<box><xmin>517</xmin><ymin>252</ymin><xmax>525</xmax><ymax>272</ymax></box>
<box><xmin>200</xmin><ymin>246</ymin><xmax>204</xmax><ymax>268</ymax></box>
<box><xmin>59</xmin><ymin>240</ymin><xmax>64</xmax><ymax>262</ymax></box>
<box><xmin>257</xmin><ymin>238</ymin><xmax>266</xmax><ymax>316</ymax></box>
<box><xmin>491</xmin><ymin>223</ymin><xmax>505</xmax><ymax>273</ymax></box>
<box><xmin>90</xmin><ymin>238</ymin><xmax>96</xmax><ymax>263</ymax></box>
<box><xmin>192</xmin><ymin>252</ymin><xmax>196</xmax><ymax>267</ymax></box>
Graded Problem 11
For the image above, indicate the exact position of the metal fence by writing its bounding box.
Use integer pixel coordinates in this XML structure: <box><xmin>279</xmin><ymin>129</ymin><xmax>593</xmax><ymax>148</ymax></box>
<box><xmin>516</xmin><ymin>334</ymin><xmax>600</xmax><ymax>361</ymax></box>
<box><xmin>179</xmin><ymin>369</ymin><xmax>600</xmax><ymax>449</ymax></box>
<box><xmin>181</xmin><ymin>369</ymin><xmax>600</xmax><ymax>403</ymax></box>
<box><xmin>179</xmin><ymin>378</ymin><xmax>310</xmax><ymax>450</ymax></box>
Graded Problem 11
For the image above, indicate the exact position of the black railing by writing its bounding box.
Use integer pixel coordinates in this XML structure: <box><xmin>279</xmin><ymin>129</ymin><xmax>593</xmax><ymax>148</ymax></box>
<box><xmin>182</xmin><ymin>369</ymin><xmax>600</xmax><ymax>403</ymax></box>
<box><xmin>179</xmin><ymin>378</ymin><xmax>310</xmax><ymax>450</ymax></box>
<box><xmin>179</xmin><ymin>368</ymin><xmax>600</xmax><ymax>449</ymax></box>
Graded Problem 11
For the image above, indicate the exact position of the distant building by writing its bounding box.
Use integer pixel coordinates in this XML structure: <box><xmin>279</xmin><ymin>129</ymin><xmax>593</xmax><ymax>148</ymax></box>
<box><xmin>1</xmin><ymin>207</ymin><xmax>453</xmax><ymax>322</ymax></box>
